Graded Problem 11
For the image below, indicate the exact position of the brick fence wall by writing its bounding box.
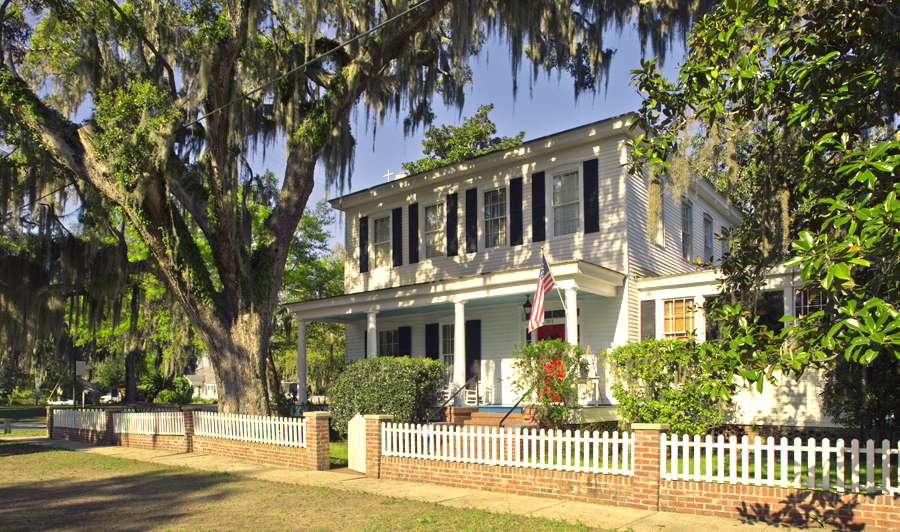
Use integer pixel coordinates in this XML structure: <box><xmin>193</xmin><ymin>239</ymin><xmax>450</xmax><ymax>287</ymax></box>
<box><xmin>45</xmin><ymin>406</ymin><xmax>331</xmax><ymax>471</ymax></box>
<box><xmin>365</xmin><ymin>417</ymin><xmax>900</xmax><ymax>532</ymax></box>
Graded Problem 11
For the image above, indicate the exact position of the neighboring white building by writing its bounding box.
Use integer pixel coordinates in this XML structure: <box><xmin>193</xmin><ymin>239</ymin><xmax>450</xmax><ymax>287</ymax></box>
<box><xmin>185</xmin><ymin>363</ymin><xmax>218</xmax><ymax>400</ymax></box>
<box><xmin>285</xmin><ymin>113</ymin><xmax>836</xmax><ymax>430</ymax></box>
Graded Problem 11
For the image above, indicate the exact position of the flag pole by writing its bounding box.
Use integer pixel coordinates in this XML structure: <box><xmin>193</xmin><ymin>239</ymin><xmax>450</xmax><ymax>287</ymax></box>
<box><xmin>542</xmin><ymin>247</ymin><xmax>569</xmax><ymax>321</ymax></box>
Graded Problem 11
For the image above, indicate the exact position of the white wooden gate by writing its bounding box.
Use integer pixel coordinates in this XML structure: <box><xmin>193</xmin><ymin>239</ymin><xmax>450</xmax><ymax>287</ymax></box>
<box><xmin>348</xmin><ymin>413</ymin><xmax>366</xmax><ymax>473</ymax></box>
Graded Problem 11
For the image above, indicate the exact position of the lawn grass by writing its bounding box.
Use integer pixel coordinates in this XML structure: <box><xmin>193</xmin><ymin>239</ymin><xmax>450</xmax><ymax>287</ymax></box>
<box><xmin>0</xmin><ymin>440</ymin><xmax>603</xmax><ymax>532</ymax></box>
<box><xmin>330</xmin><ymin>441</ymin><xmax>349</xmax><ymax>466</ymax></box>
<box><xmin>0</xmin><ymin>430</ymin><xmax>45</xmax><ymax>438</ymax></box>
<box><xmin>666</xmin><ymin>453</ymin><xmax>898</xmax><ymax>493</ymax></box>
<box><xmin>0</xmin><ymin>404</ymin><xmax>53</xmax><ymax>421</ymax></box>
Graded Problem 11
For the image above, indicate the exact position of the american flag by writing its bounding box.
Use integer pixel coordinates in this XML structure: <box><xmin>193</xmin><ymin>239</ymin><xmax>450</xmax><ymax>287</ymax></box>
<box><xmin>527</xmin><ymin>253</ymin><xmax>556</xmax><ymax>333</ymax></box>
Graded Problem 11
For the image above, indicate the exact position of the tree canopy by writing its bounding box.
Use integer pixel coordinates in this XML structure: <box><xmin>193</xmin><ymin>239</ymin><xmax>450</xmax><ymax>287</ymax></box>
<box><xmin>0</xmin><ymin>0</ymin><xmax>704</xmax><ymax>414</ymax></box>
<box><xmin>629</xmin><ymin>0</ymin><xmax>900</xmax><ymax>396</ymax></box>
<box><xmin>402</xmin><ymin>104</ymin><xmax>524</xmax><ymax>174</ymax></box>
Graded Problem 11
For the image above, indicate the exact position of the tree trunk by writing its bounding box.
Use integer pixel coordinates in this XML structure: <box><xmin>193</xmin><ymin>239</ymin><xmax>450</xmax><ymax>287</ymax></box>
<box><xmin>197</xmin><ymin>310</ymin><xmax>270</xmax><ymax>415</ymax></box>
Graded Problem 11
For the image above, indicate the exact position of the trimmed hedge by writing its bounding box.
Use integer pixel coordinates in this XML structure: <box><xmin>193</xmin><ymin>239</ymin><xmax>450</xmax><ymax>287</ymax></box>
<box><xmin>328</xmin><ymin>357</ymin><xmax>444</xmax><ymax>438</ymax></box>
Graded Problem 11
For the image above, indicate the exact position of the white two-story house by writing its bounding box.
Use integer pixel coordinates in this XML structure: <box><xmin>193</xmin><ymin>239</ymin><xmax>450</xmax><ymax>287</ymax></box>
<box><xmin>286</xmin><ymin>113</ymin><xmax>838</xmax><ymax>433</ymax></box>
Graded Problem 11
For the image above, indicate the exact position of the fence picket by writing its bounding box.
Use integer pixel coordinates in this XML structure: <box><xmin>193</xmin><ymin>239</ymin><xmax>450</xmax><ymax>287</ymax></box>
<box><xmin>866</xmin><ymin>439</ymin><xmax>875</xmax><ymax>493</ymax></box>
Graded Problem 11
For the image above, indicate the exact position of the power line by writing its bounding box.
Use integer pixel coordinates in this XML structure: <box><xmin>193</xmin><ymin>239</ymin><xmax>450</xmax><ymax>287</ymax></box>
<box><xmin>181</xmin><ymin>0</ymin><xmax>439</xmax><ymax>132</ymax></box>
<box><xmin>10</xmin><ymin>0</ymin><xmax>439</xmax><ymax>214</ymax></box>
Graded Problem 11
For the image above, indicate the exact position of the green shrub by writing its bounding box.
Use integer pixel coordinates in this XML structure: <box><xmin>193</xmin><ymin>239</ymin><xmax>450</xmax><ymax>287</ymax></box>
<box><xmin>154</xmin><ymin>377</ymin><xmax>192</xmax><ymax>405</ymax></box>
<box><xmin>328</xmin><ymin>357</ymin><xmax>444</xmax><ymax>438</ymax></box>
<box><xmin>510</xmin><ymin>339</ymin><xmax>590</xmax><ymax>430</ymax></box>
<box><xmin>604</xmin><ymin>339</ymin><xmax>738</xmax><ymax>435</ymax></box>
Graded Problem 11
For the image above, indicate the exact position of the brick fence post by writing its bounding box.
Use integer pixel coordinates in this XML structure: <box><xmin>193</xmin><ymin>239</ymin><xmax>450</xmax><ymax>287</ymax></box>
<box><xmin>46</xmin><ymin>407</ymin><xmax>54</xmax><ymax>439</ymax></box>
<box><xmin>182</xmin><ymin>406</ymin><xmax>202</xmax><ymax>453</ymax></box>
<box><xmin>631</xmin><ymin>423</ymin><xmax>669</xmax><ymax>511</ymax></box>
<box><xmin>105</xmin><ymin>408</ymin><xmax>123</xmax><ymax>445</ymax></box>
<box><xmin>303</xmin><ymin>411</ymin><xmax>332</xmax><ymax>471</ymax></box>
<box><xmin>364</xmin><ymin>414</ymin><xmax>393</xmax><ymax>479</ymax></box>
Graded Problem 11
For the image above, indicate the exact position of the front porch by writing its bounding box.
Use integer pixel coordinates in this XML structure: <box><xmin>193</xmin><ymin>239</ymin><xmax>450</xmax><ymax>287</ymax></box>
<box><xmin>284</xmin><ymin>259</ymin><xmax>627</xmax><ymax>407</ymax></box>
<box><xmin>434</xmin><ymin>405</ymin><xmax>619</xmax><ymax>428</ymax></box>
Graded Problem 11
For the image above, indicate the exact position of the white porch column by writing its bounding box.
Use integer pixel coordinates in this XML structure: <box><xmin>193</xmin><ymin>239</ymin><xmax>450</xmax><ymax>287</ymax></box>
<box><xmin>454</xmin><ymin>300</ymin><xmax>466</xmax><ymax>387</ymax></box>
<box><xmin>366</xmin><ymin>311</ymin><xmax>378</xmax><ymax>358</ymax></box>
<box><xmin>565</xmin><ymin>288</ymin><xmax>578</xmax><ymax>345</ymax></box>
<box><xmin>296</xmin><ymin>320</ymin><xmax>307</xmax><ymax>405</ymax></box>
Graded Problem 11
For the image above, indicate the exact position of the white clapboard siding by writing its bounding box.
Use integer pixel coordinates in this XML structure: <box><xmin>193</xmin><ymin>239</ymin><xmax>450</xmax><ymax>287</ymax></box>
<box><xmin>53</xmin><ymin>410</ymin><xmax>106</xmax><ymax>432</ymax></box>
<box><xmin>191</xmin><ymin>411</ymin><xmax>306</xmax><ymax>448</ymax></box>
<box><xmin>381</xmin><ymin>423</ymin><xmax>634</xmax><ymax>476</ymax></box>
<box><xmin>113</xmin><ymin>412</ymin><xmax>185</xmax><ymax>436</ymax></box>
<box><xmin>661</xmin><ymin>433</ymin><xmax>900</xmax><ymax>495</ymax></box>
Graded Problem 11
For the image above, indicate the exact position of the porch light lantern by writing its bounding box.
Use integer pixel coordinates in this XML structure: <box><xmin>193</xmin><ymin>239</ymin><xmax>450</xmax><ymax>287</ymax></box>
<box><xmin>523</xmin><ymin>295</ymin><xmax>532</xmax><ymax>320</ymax></box>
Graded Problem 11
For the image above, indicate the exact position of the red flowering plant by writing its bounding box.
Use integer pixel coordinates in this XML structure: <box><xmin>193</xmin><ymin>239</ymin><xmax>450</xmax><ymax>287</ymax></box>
<box><xmin>511</xmin><ymin>339</ymin><xmax>590</xmax><ymax>430</ymax></box>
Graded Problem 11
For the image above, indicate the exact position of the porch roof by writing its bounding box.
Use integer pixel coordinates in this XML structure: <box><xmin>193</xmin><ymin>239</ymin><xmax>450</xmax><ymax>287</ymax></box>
<box><xmin>284</xmin><ymin>259</ymin><xmax>625</xmax><ymax>323</ymax></box>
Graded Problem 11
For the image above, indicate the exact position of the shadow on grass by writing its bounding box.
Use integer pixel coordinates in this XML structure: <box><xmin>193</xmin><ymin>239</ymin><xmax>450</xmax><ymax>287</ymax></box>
<box><xmin>0</xmin><ymin>443</ymin><xmax>244</xmax><ymax>532</ymax></box>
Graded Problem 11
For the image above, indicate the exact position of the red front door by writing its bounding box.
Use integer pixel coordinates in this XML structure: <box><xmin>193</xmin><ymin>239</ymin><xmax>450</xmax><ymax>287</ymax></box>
<box><xmin>537</xmin><ymin>324</ymin><xmax>565</xmax><ymax>342</ymax></box>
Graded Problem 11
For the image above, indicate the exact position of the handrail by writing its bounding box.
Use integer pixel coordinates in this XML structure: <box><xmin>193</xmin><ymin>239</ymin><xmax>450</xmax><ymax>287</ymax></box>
<box><xmin>498</xmin><ymin>383</ymin><xmax>536</xmax><ymax>429</ymax></box>
<box><xmin>428</xmin><ymin>374</ymin><xmax>479</xmax><ymax>422</ymax></box>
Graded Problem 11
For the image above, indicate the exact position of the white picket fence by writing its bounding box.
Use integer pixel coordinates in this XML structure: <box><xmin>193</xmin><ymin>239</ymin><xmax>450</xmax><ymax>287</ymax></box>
<box><xmin>382</xmin><ymin>423</ymin><xmax>635</xmax><ymax>475</ymax></box>
<box><xmin>192</xmin><ymin>411</ymin><xmax>306</xmax><ymax>447</ymax></box>
<box><xmin>113</xmin><ymin>412</ymin><xmax>185</xmax><ymax>436</ymax></box>
<box><xmin>53</xmin><ymin>410</ymin><xmax>106</xmax><ymax>432</ymax></box>
<box><xmin>661</xmin><ymin>434</ymin><xmax>900</xmax><ymax>495</ymax></box>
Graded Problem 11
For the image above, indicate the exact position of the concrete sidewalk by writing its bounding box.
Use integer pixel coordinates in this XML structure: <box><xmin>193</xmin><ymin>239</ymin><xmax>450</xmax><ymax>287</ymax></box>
<box><xmin>7</xmin><ymin>435</ymin><xmax>811</xmax><ymax>532</ymax></box>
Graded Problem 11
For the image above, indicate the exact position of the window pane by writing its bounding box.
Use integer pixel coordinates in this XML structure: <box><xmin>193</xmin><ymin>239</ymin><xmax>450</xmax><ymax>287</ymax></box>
<box><xmin>425</xmin><ymin>204</ymin><xmax>444</xmax><ymax>259</ymax></box>
<box><xmin>663</xmin><ymin>298</ymin><xmax>694</xmax><ymax>339</ymax></box>
<box><xmin>484</xmin><ymin>188</ymin><xmax>507</xmax><ymax>248</ymax></box>
<box><xmin>553</xmin><ymin>172</ymin><xmax>579</xmax><ymax>205</ymax></box>
<box><xmin>554</xmin><ymin>203</ymin><xmax>579</xmax><ymax>236</ymax></box>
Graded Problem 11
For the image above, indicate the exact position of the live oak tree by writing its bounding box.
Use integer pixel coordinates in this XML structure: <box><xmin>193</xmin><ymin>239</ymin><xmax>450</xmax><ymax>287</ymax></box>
<box><xmin>0</xmin><ymin>0</ymin><xmax>701</xmax><ymax>414</ymax></box>
<box><xmin>629</xmin><ymin>0</ymin><xmax>900</xmax><ymax>400</ymax></box>
<box><xmin>402</xmin><ymin>104</ymin><xmax>524</xmax><ymax>174</ymax></box>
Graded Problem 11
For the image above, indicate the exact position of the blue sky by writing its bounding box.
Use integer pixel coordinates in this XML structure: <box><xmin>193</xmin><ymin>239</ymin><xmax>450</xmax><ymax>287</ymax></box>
<box><xmin>251</xmin><ymin>25</ymin><xmax>687</xmax><ymax>244</ymax></box>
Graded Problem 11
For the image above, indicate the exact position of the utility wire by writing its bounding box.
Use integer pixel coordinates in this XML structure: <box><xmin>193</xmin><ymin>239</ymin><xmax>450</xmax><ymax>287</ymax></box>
<box><xmin>180</xmin><ymin>0</ymin><xmax>439</xmax><ymax>132</ymax></box>
<box><xmin>10</xmin><ymin>0</ymin><xmax>439</xmax><ymax>214</ymax></box>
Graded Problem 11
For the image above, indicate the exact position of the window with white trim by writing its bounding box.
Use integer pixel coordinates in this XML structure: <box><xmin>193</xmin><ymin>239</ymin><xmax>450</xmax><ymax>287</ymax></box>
<box><xmin>721</xmin><ymin>225</ymin><xmax>729</xmax><ymax>258</ymax></box>
<box><xmin>703</xmin><ymin>213</ymin><xmax>714</xmax><ymax>262</ymax></box>
<box><xmin>664</xmin><ymin>298</ymin><xmax>695</xmax><ymax>339</ymax></box>
<box><xmin>379</xmin><ymin>329</ymin><xmax>398</xmax><ymax>357</ymax></box>
<box><xmin>552</xmin><ymin>170</ymin><xmax>580</xmax><ymax>236</ymax></box>
<box><xmin>373</xmin><ymin>216</ymin><xmax>391</xmax><ymax>268</ymax></box>
<box><xmin>681</xmin><ymin>201</ymin><xmax>693</xmax><ymax>261</ymax></box>
<box><xmin>441</xmin><ymin>324</ymin><xmax>454</xmax><ymax>367</ymax></box>
<box><xmin>484</xmin><ymin>188</ymin><xmax>507</xmax><ymax>248</ymax></box>
<box><xmin>424</xmin><ymin>203</ymin><xmax>444</xmax><ymax>259</ymax></box>
<box><xmin>795</xmin><ymin>289</ymin><xmax>826</xmax><ymax>318</ymax></box>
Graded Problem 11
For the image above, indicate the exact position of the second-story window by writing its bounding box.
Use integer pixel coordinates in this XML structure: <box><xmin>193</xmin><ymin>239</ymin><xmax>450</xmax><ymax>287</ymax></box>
<box><xmin>703</xmin><ymin>213</ymin><xmax>714</xmax><ymax>263</ymax></box>
<box><xmin>552</xmin><ymin>170</ymin><xmax>580</xmax><ymax>236</ymax></box>
<box><xmin>681</xmin><ymin>200</ymin><xmax>693</xmax><ymax>262</ymax></box>
<box><xmin>484</xmin><ymin>188</ymin><xmax>507</xmax><ymax>248</ymax></box>
<box><xmin>721</xmin><ymin>225</ymin><xmax>729</xmax><ymax>258</ymax></box>
<box><xmin>425</xmin><ymin>203</ymin><xmax>444</xmax><ymax>259</ymax></box>
<box><xmin>373</xmin><ymin>216</ymin><xmax>391</xmax><ymax>268</ymax></box>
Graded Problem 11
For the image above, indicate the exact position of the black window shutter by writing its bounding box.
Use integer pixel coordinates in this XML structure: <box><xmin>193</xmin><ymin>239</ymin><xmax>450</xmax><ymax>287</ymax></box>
<box><xmin>398</xmin><ymin>326</ymin><xmax>412</xmax><ymax>357</ymax></box>
<box><xmin>392</xmin><ymin>207</ymin><xmax>403</xmax><ymax>267</ymax></box>
<box><xmin>425</xmin><ymin>323</ymin><xmax>439</xmax><ymax>360</ymax></box>
<box><xmin>532</xmin><ymin>171</ymin><xmax>546</xmax><ymax>242</ymax></box>
<box><xmin>583</xmin><ymin>158</ymin><xmax>600</xmax><ymax>234</ymax></box>
<box><xmin>447</xmin><ymin>193</ymin><xmax>459</xmax><ymax>257</ymax></box>
<box><xmin>359</xmin><ymin>216</ymin><xmax>369</xmax><ymax>273</ymax></box>
<box><xmin>408</xmin><ymin>203</ymin><xmax>419</xmax><ymax>264</ymax></box>
<box><xmin>510</xmin><ymin>177</ymin><xmax>523</xmax><ymax>246</ymax></box>
<box><xmin>640</xmin><ymin>300</ymin><xmax>656</xmax><ymax>341</ymax></box>
<box><xmin>465</xmin><ymin>319</ymin><xmax>481</xmax><ymax>383</ymax></box>
<box><xmin>363</xmin><ymin>330</ymin><xmax>368</xmax><ymax>359</ymax></box>
<box><xmin>465</xmin><ymin>187</ymin><xmax>477</xmax><ymax>254</ymax></box>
